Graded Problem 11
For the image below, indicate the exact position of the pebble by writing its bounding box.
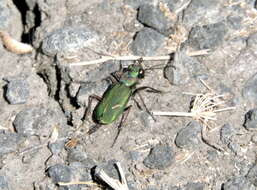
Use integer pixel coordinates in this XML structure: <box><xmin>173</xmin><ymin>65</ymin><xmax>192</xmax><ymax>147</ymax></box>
<box><xmin>48</xmin><ymin>140</ymin><xmax>66</xmax><ymax>155</ymax></box>
<box><xmin>188</xmin><ymin>21</ymin><xmax>228</xmax><ymax>49</ymax></box>
<box><xmin>175</xmin><ymin>121</ymin><xmax>202</xmax><ymax>149</ymax></box>
<box><xmin>246</xmin><ymin>165</ymin><xmax>257</xmax><ymax>187</ymax></box>
<box><xmin>131</xmin><ymin>27</ymin><xmax>165</xmax><ymax>56</ymax></box>
<box><xmin>220</xmin><ymin>123</ymin><xmax>235</xmax><ymax>145</ymax></box>
<box><xmin>67</xmin><ymin>145</ymin><xmax>88</xmax><ymax>163</ymax></box>
<box><xmin>0</xmin><ymin>176</ymin><xmax>10</xmax><ymax>190</ymax></box>
<box><xmin>143</xmin><ymin>144</ymin><xmax>174</xmax><ymax>170</ymax></box>
<box><xmin>243</xmin><ymin>108</ymin><xmax>257</xmax><ymax>130</ymax></box>
<box><xmin>183</xmin><ymin>0</ymin><xmax>221</xmax><ymax>28</ymax></box>
<box><xmin>222</xmin><ymin>176</ymin><xmax>255</xmax><ymax>190</ymax></box>
<box><xmin>94</xmin><ymin>160</ymin><xmax>120</xmax><ymax>180</ymax></box>
<box><xmin>76</xmin><ymin>80</ymin><xmax>109</xmax><ymax>106</ymax></box>
<box><xmin>42</xmin><ymin>26</ymin><xmax>98</xmax><ymax>56</ymax></box>
<box><xmin>13</xmin><ymin>107</ymin><xmax>65</xmax><ymax>138</ymax></box>
<box><xmin>164</xmin><ymin>51</ymin><xmax>205</xmax><ymax>85</ymax></box>
<box><xmin>0</xmin><ymin>132</ymin><xmax>24</xmax><ymax>156</ymax></box>
<box><xmin>5</xmin><ymin>79</ymin><xmax>30</xmax><ymax>104</ymax></box>
<box><xmin>48</xmin><ymin>164</ymin><xmax>73</xmax><ymax>183</ymax></box>
<box><xmin>137</xmin><ymin>4</ymin><xmax>174</xmax><ymax>35</ymax></box>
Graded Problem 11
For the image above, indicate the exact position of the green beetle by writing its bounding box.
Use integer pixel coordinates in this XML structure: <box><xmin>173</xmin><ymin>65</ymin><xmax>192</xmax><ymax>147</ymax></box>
<box><xmin>84</xmin><ymin>59</ymin><xmax>160</xmax><ymax>145</ymax></box>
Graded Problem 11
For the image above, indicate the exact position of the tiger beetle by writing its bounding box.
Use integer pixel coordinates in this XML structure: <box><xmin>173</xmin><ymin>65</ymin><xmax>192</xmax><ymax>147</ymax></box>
<box><xmin>83</xmin><ymin>59</ymin><xmax>161</xmax><ymax>146</ymax></box>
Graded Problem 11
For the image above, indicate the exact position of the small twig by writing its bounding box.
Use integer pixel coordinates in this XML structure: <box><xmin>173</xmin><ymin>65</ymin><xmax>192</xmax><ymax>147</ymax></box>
<box><xmin>68</xmin><ymin>49</ymin><xmax>210</xmax><ymax>66</ymax></box>
<box><xmin>58</xmin><ymin>181</ymin><xmax>96</xmax><ymax>186</ymax></box>
<box><xmin>95</xmin><ymin>162</ymin><xmax>129</xmax><ymax>190</ymax></box>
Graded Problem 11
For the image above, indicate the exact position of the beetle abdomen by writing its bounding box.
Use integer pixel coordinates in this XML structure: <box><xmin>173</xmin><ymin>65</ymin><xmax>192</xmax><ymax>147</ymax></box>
<box><xmin>93</xmin><ymin>83</ymin><xmax>132</xmax><ymax>124</ymax></box>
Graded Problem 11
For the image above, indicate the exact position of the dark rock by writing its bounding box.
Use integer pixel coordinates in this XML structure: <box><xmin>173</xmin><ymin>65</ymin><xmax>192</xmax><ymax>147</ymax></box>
<box><xmin>246</xmin><ymin>165</ymin><xmax>257</xmax><ymax>186</ymax></box>
<box><xmin>137</xmin><ymin>4</ymin><xmax>175</xmax><ymax>35</ymax></box>
<box><xmin>175</xmin><ymin>121</ymin><xmax>202</xmax><ymax>149</ymax></box>
<box><xmin>0</xmin><ymin>132</ymin><xmax>24</xmax><ymax>156</ymax></box>
<box><xmin>227</xmin><ymin>15</ymin><xmax>243</xmax><ymax>30</ymax></box>
<box><xmin>222</xmin><ymin>176</ymin><xmax>255</xmax><ymax>190</ymax></box>
<box><xmin>76</xmin><ymin>80</ymin><xmax>110</xmax><ymax>106</ymax></box>
<box><xmin>164</xmin><ymin>51</ymin><xmax>206</xmax><ymax>85</ymax></box>
<box><xmin>67</xmin><ymin>145</ymin><xmax>88</xmax><ymax>163</ymax></box>
<box><xmin>69</xmin><ymin>162</ymin><xmax>92</xmax><ymax>181</ymax></box>
<box><xmin>244</xmin><ymin>108</ymin><xmax>257</xmax><ymax>130</ymax></box>
<box><xmin>94</xmin><ymin>160</ymin><xmax>120</xmax><ymax>180</ymax></box>
<box><xmin>48</xmin><ymin>164</ymin><xmax>73</xmax><ymax>183</ymax></box>
<box><xmin>131</xmin><ymin>27</ymin><xmax>165</xmax><ymax>56</ymax></box>
<box><xmin>220</xmin><ymin>124</ymin><xmax>235</xmax><ymax>145</ymax></box>
<box><xmin>48</xmin><ymin>140</ymin><xmax>66</xmax><ymax>155</ymax></box>
<box><xmin>0</xmin><ymin>176</ymin><xmax>10</xmax><ymax>190</ymax></box>
<box><xmin>13</xmin><ymin>107</ymin><xmax>66</xmax><ymax>137</ymax></box>
<box><xmin>181</xmin><ymin>182</ymin><xmax>205</xmax><ymax>190</ymax></box>
<box><xmin>188</xmin><ymin>22</ymin><xmax>228</xmax><ymax>49</ymax></box>
<box><xmin>42</xmin><ymin>26</ymin><xmax>98</xmax><ymax>56</ymax></box>
<box><xmin>5</xmin><ymin>79</ymin><xmax>30</xmax><ymax>105</ymax></box>
<box><xmin>143</xmin><ymin>144</ymin><xmax>174</xmax><ymax>170</ymax></box>
<box><xmin>242</xmin><ymin>73</ymin><xmax>257</xmax><ymax>104</ymax></box>
<box><xmin>183</xmin><ymin>0</ymin><xmax>221</xmax><ymax>28</ymax></box>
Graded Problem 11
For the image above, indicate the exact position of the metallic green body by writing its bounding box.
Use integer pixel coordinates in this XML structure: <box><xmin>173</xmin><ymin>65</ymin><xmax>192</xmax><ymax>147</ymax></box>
<box><xmin>93</xmin><ymin>64</ymin><xmax>143</xmax><ymax>125</ymax></box>
<box><xmin>93</xmin><ymin>82</ymin><xmax>133</xmax><ymax>124</ymax></box>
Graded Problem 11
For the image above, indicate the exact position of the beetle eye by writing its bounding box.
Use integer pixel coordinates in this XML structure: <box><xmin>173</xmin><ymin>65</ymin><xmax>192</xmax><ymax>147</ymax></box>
<box><xmin>138</xmin><ymin>69</ymin><xmax>144</xmax><ymax>78</ymax></box>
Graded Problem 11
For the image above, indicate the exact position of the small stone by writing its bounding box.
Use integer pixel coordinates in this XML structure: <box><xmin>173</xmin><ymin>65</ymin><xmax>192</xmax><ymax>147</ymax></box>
<box><xmin>0</xmin><ymin>132</ymin><xmax>24</xmax><ymax>156</ymax></box>
<box><xmin>143</xmin><ymin>144</ymin><xmax>174</xmax><ymax>170</ymax></box>
<box><xmin>175</xmin><ymin>121</ymin><xmax>202</xmax><ymax>149</ymax></box>
<box><xmin>181</xmin><ymin>182</ymin><xmax>205</xmax><ymax>190</ymax></box>
<box><xmin>42</xmin><ymin>26</ymin><xmax>98</xmax><ymax>56</ymax></box>
<box><xmin>0</xmin><ymin>176</ymin><xmax>10</xmax><ymax>190</ymax></box>
<box><xmin>69</xmin><ymin>162</ymin><xmax>92</xmax><ymax>181</ymax></box>
<box><xmin>222</xmin><ymin>176</ymin><xmax>255</xmax><ymax>190</ymax></box>
<box><xmin>242</xmin><ymin>73</ymin><xmax>257</xmax><ymax>104</ymax></box>
<box><xmin>247</xmin><ymin>33</ymin><xmax>257</xmax><ymax>49</ymax></box>
<box><xmin>137</xmin><ymin>4</ymin><xmax>175</xmax><ymax>35</ymax></box>
<box><xmin>207</xmin><ymin>150</ymin><xmax>218</xmax><ymax>161</ymax></box>
<box><xmin>67</xmin><ymin>145</ymin><xmax>88</xmax><ymax>163</ymax></box>
<box><xmin>145</xmin><ymin>186</ymin><xmax>158</xmax><ymax>190</ymax></box>
<box><xmin>227</xmin><ymin>15</ymin><xmax>243</xmax><ymax>30</ymax></box>
<box><xmin>13</xmin><ymin>107</ymin><xmax>66</xmax><ymax>138</ymax></box>
<box><xmin>94</xmin><ymin>160</ymin><xmax>120</xmax><ymax>180</ymax></box>
<box><xmin>246</xmin><ymin>165</ymin><xmax>257</xmax><ymax>186</ymax></box>
<box><xmin>48</xmin><ymin>164</ymin><xmax>73</xmax><ymax>183</ymax></box>
<box><xmin>131</xmin><ymin>27</ymin><xmax>165</xmax><ymax>56</ymax></box>
<box><xmin>188</xmin><ymin>22</ymin><xmax>228</xmax><ymax>49</ymax></box>
<box><xmin>164</xmin><ymin>52</ymin><xmax>205</xmax><ymax>85</ymax></box>
<box><xmin>227</xmin><ymin>142</ymin><xmax>241</xmax><ymax>155</ymax></box>
<box><xmin>0</xmin><ymin>1</ymin><xmax>10</xmax><ymax>29</ymax></box>
<box><xmin>183</xmin><ymin>0</ymin><xmax>221</xmax><ymax>28</ymax></box>
<box><xmin>244</xmin><ymin>108</ymin><xmax>257</xmax><ymax>130</ymax></box>
<box><xmin>5</xmin><ymin>79</ymin><xmax>30</xmax><ymax>104</ymax></box>
<box><xmin>220</xmin><ymin>124</ymin><xmax>235</xmax><ymax>145</ymax></box>
<box><xmin>76</xmin><ymin>80</ymin><xmax>109</xmax><ymax>106</ymax></box>
<box><xmin>48</xmin><ymin>140</ymin><xmax>66</xmax><ymax>155</ymax></box>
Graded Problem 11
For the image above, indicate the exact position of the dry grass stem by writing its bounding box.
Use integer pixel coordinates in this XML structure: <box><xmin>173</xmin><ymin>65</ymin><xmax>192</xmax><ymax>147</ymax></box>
<box><xmin>95</xmin><ymin>162</ymin><xmax>129</xmax><ymax>190</ymax></box>
<box><xmin>58</xmin><ymin>181</ymin><xmax>96</xmax><ymax>186</ymax></box>
<box><xmin>153</xmin><ymin>81</ymin><xmax>236</xmax><ymax>126</ymax></box>
<box><xmin>0</xmin><ymin>31</ymin><xmax>33</xmax><ymax>54</ymax></box>
<box><xmin>68</xmin><ymin>49</ymin><xmax>210</xmax><ymax>66</ymax></box>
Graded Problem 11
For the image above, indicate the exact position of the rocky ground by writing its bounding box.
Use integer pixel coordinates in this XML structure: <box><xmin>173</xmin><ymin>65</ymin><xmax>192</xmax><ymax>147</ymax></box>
<box><xmin>1</xmin><ymin>0</ymin><xmax>257</xmax><ymax>189</ymax></box>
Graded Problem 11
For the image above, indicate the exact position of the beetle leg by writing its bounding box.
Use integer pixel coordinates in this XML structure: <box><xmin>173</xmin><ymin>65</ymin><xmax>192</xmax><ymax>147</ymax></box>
<box><xmin>88</xmin><ymin>123</ymin><xmax>102</xmax><ymax>135</ymax></box>
<box><xmin>111</xmin><ymin>105</ymin><xmax>132</xmax><ymax>147</ymax></box>
<box><xmin>82</xmin><ymin>95</ymin><xmax>102</xmax><ymax>121</ymax></box>
<box><xmin>133</xmin><ymin>86</ymin><xmax>162</xmax><ymax>94</ymax></box>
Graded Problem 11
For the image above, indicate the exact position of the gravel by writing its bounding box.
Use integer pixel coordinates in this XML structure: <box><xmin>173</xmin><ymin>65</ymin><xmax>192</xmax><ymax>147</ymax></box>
<box><xmin>131</xmin><ymin>27</ymin><xmax>166</xmax><ymax>56</ymax></box>
<box><xmin>175</xmin><ymin>121</ymin><xmax>202</xmax><ymax>149</ymax></box>
<box><xmin>5</xmin><ymin>79</ymin><xmax>30</xmax><ymax>104</ymax></box>
<box><xmin>143</xmin><ymin>144</ymin><xmax>174</xmax><ymax>170</ymax></box>
<box><xmin>222</xmin><ymin>176</ymin><xmax>255</xmax><ymax>190</ymax></box>
<box><xmin>244</xmin><ymin>108</ymin><xmax>257</xmax><ymax>130</ymax></box>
